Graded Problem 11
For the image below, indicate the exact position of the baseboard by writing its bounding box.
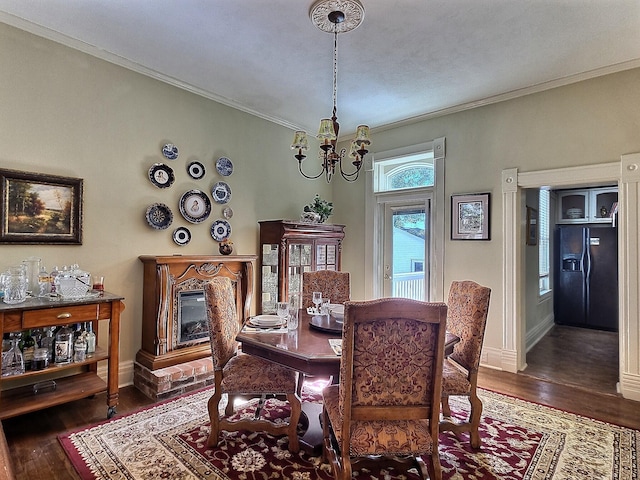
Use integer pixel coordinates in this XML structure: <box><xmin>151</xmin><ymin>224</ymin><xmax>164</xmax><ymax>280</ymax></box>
<box><xmin>97</xmin><ymin>360</ymin><xmax>135</xmax><ymax>388</ymax></box>
<box><xmin>525</xmin><ymin>314</ymin><xmax>555</xmax><ymax>352</ymax></box>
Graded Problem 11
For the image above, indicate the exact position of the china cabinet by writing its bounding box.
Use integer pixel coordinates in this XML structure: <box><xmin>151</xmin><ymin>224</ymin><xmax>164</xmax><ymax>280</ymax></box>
<box><xmin>0</xmin><ymin>292</ymin><xmax>124</xmax><ymax>419</ymax></box>
<box><xmin>259</xmin><ymin>220</ymin><xmax>345</xmax><ymax>314</ymax></box>
<box><xmin>556</xmin><ymin>186</ymin><xmax>618</xmax><ymax>224</ymax></box>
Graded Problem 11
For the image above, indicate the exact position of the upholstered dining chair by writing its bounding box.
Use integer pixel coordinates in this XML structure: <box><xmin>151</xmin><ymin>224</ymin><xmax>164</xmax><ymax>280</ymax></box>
<box><xmin>439</xmin><ymin>280</ymin><xmax>491</xmax><ymax>449</ymax></box>
<box><xmin>322</xmin><ymin>298</ymin><xmax>448</xmax><ymax>480</ymax></box>
<box><xmin>301</xmin><ymin>270</ymin><xmax>350</xmax><ymax>309</ymax></box>
<box><xmin>204</xmin><ymin>277</ymin><xmax>302</xmax><ymax>453</ymax></box>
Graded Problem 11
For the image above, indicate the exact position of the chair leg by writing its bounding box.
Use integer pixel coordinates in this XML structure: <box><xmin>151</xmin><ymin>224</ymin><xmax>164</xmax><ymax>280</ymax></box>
<box><xmin>441</xmin><ymin>395</ymin><xmax>452</xmax><ymax>418</ymax></box>
<box><xmin>468</xmin><ymin>390</ymin><xmax>483</xmax><ymax>449</ymax></box>
<box><xmin>286</xmin><ymin>392</ymin><xmax>301</xmax><ymax>453</ymax></box>
<box><xmin>425</xmin><ymin>450</ymin><xmax>442</xmax><ymax>480</ymax></box>
<box><xmin>225</xmin><ymin>394</ymin><xmax>236</xmax><ymax>416</ymax></box>
<box><xmin>207</xmin><ymin>388</ymin><xmax>224</xmax><ymax>447</ymax></box>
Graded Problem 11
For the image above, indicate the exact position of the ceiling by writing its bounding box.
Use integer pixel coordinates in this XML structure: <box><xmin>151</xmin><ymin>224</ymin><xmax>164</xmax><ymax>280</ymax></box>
<box><xmin>2</xmin><ymin>1</ymin><xmax>640</xmax><ymax>139</ymax></box>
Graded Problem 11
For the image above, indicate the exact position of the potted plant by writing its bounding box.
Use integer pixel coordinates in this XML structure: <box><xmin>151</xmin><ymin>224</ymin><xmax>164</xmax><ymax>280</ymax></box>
<box><xmin>303</xmin><ymin>194</ymin><xmax>333</xmax><ymax>223</ymax></box>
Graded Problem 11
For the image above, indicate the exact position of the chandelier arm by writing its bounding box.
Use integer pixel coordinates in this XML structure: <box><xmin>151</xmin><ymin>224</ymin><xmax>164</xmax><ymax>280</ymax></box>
<box><xmin>298</xmin><ymin>158</ymin><xmax>327</xmax><ymax>180</ymax></box>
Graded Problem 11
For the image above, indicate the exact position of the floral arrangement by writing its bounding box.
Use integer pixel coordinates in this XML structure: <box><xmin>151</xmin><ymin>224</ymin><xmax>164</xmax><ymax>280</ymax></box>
<box><xmin>303</xmin><ymin>194</ymin><xmax>333</xmax><ymax>223</ymax></box>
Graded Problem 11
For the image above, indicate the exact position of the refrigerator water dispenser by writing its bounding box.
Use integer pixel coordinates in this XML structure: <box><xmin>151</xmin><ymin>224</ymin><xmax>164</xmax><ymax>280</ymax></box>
<box><xmin>562</xmin><ymin>257</ymin><xmax>581</xmax><ymax>271</ymax></box>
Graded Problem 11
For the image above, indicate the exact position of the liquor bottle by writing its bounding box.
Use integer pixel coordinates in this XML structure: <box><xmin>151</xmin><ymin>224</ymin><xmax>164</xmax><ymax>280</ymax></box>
<box><xmin>85</xmin><ymin>322</ymin><xmax>96</xmax><ymax>356</ymax></box>
<box><xmin>54</xmin><ymin>325</ymin><xmax>73</xmax><ymax>364</ymax></box>
<box><xmin>21</xmin><ymin>330</ymin><xmax>36</xmax><ymax>370</ymax></box>
<box><xmin>73</xmin><ymin>333</ymin><xmax>87</xmax><ymax>362</ymax></box>
<box><xmin>39</xmin><ymin>327</ymin><xmax>55</xmax><ymax>362</ymax></box>
<box><xmin>49</xmin><ymin>266</ymin><xmax>59</xmax><ymax>294</ymax></box>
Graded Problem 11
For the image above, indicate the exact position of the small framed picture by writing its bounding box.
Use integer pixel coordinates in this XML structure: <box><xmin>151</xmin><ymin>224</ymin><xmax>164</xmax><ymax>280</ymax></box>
<box><xmin>0</xmin><ymin>168</ymin><xmax>83</xmax><ymax>244</ymax></box>
<box><xmin>451</xmin><ymin>193</ymin><xmax>490</xmax><ymax>240</ymax></box>
<box><xmin>526</xmin><ymin>206</ymin><xmax>538</xmax><ymax>246</ymax></box>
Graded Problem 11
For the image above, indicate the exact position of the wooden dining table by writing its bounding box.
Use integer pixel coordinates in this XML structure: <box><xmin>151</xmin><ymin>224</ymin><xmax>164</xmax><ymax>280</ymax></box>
<box><xmin>236</xmin><ymin>309</ymin><xmax>460</xmax><ymax>452</ymax></box>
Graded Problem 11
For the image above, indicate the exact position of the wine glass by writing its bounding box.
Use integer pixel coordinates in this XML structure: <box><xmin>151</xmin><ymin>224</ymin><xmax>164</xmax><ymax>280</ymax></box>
<box><xmin>312</xmin><ymin>291</ymin><xmax>323</xmax><ymax>313</ymax></box>
<box><xmin>276</xmin><ymin>302</ymin><xmax>289</xmax><ymax>325</ymax></box>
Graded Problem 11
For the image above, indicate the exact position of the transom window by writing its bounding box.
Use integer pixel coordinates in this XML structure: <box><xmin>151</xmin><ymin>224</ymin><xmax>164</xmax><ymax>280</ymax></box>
<box><xmin>374</xmin><ymin>152</ymin><xmax>434</xmax><ymax>193</ymax></box>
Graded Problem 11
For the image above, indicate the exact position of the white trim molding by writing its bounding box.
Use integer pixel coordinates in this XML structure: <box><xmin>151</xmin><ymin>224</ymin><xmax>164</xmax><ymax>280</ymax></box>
<box><xmin>502</xmin><ymin>157</ymin><xmax>640</xmax><ymax>401</ymax></box>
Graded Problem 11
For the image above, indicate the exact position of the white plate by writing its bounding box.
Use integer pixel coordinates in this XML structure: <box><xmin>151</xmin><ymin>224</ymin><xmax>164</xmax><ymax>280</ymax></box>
<box><xmin>187</xmin><ymin>161</ymin><xmax>205</xmax><ymax>180</ymax></box>
<box><xmin>179</xmin><ymin>189</ymin><xmax>212</xmax><ymax>224</ymax></box>
<box><xmin>145</xmin><ymin>203</ymin><xmax>173</xmax><ymax>230</ymax></box>
<box><xmin>212</xmin><ymin>181</ymin><xmax>232</xmax><ymax>204</ymax></box>
<box><xmin>249</xmin><ymin>315</ymin><xmax>285</xmax><ymax>327</ymax></box>
<box><xmin>329</xmin><ymin>304</ymin><xmax>344</xmax><ymax>321</ymax></box>
<box><xmin>210</xmin><ymin>219</ymin><xmax>231</xmax><ymax>242</ymax></box>
<box><xmin>216</xmin><ymin>157</ymin><xmax>233</xmax><ymax>176</ymax></box>
<box><xmin>223</xmin><ymin>206</ymin><xmax>233</xmax><ymax>219</ymax></box>
<box><xmin>162</xmin><ymin>143</ymin><xmax>179</xmax><ymax>160</ymax></box>
<box><xmin>148</xmin><ymin>163</ymin><xmax>175</xmax><ymax>188</ymax></box>
<box><xmin>172</xmin><ymin>227</ymin><xmax>191</xmax><ymax>246</ymax></box>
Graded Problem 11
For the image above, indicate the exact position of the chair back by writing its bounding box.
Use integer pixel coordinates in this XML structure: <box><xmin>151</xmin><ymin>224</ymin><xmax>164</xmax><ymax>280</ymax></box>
<box><xmin>204</xmin><ymin>277</ymin><xmax>240</xmax><ymax>370</ymax></box>
<box><xmin>301</xmin><ymin>270</ymin><xmax>350</xmax><ymax>308</ymax></box>
<box><xmin>446</xmin><ymin>280</ymin><xmax>491</xmax><ymax>372</ymax></box>
<box><xmin>339</xmin><ymin>298</ymin><xmax>447</xmax><ymax>451</ymax></box>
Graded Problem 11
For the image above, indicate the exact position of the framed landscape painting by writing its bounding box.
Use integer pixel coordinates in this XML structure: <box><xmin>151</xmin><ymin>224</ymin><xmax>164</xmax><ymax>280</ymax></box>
<box><xmin>0</xmin><ymin>169</ymin><xmax>83</xmax><ymax>244</ymax></box>
<box><xmin>451</xmin><ymin>192</ymin><xmax>490</xmax><ymax>240</ymax></box>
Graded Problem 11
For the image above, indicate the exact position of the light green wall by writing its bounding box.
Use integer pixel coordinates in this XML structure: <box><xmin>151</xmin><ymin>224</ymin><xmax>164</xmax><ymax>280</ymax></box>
<box><xmin>335</xmin><ymin>67</ymin><xmax>640</xmax><ymax>356</ymax></box>
<box><xmin>3</xmin><ymin>19</ymin><xmax>640</xmax><ymax>379</ymax></box>
<box><xmin>0</xmin><ymin>23</ymin><xmax>331</xmax><ymax>378</ymax></box>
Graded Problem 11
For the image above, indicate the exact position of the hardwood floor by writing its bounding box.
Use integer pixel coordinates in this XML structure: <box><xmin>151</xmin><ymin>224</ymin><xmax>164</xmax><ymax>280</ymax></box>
<box><xmin>2</xmin><ymin>364</ymin><xmax>639</xmax><ymax>479</ymax></box>
<box><xmin>522</xmin><ymin>324</ymin><xmax>619</xmax><ymax>395</ymax></box>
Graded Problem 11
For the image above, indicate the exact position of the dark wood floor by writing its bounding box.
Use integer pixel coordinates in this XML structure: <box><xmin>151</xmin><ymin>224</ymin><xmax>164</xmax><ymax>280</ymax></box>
<box><xmin>522</xmin><ymin>324</ymin><xmax>619</xmax><ymax>396</ymax></box>
<box><xmin>2</xmin><ymin>332</ymin><xmax>638</xmax><ymax>479</ymax></box>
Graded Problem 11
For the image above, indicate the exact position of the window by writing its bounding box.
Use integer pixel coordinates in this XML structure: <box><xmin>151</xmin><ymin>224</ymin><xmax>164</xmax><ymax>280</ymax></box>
<box><xmin>539</xmin><ymin>189</ymin><xmax>550</xmax><ymax>294</ymax></box>
<box><xmin>374</xmin><ymin>151</ymin><xmax>434</xmax><ymax>193</ymax></box>
<box><xmin>411</xmin><ymin>260</ymin><xmax>424</xmax><ymax>272</ymax></box>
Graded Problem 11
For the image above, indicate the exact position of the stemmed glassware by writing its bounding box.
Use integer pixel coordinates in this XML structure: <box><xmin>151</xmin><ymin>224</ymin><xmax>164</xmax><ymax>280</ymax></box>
<box><xmin>276</xmin><ymin>302</ymin><xmax>289</xmax><ymax>326</ymax></box>
<box><xmin>312</xmin><ymin>291</ymin><xmax>323</xmax><ymax>313</ymax></box>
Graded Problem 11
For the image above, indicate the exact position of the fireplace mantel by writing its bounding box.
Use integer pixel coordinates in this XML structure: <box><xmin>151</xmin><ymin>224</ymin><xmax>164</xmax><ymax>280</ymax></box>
<box><xmin>136</xmin><ymin>254</ymin><xmax>257</xmax><ymax>371</ymax></box>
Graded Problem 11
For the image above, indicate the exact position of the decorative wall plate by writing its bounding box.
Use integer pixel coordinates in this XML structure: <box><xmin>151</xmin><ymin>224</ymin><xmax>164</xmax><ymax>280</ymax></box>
<box><xmin>210</xmin><ymin>219</ymin><xmax>232</xmax><ymax>242</ymax></box>
<box><xmin>172</xmin><ymin>227</ymin><xmax>191</xmax><ymax>246</ymax></box>
<box><xmin>145</xmin><ymin>203</ymin><xmax>173</xmax><ymax>230</ymax></box>
<box><xmin>187</xmin><ymin>161</ymin><xmax>205</xmax><ymax>180</ymax></box>
<box><xmin>216</xmin><ymin>157</ymin><xmax>233</xmax><ymax>176</ymax></box>
<box><xmin>212</xmin><ymin>181</ymin><xmax>232</xmax><ymax>204</ymax></box>
<box><xmin>148</xmin><ymin>163</ymin><xmax>175</xmax><ymax>188</ymax></box>
<box><xmin>222</xmin><ymin>206</ymin><xmax>233</xmax><ymax>219</ymax></box>
<box><xmin>162</xmin><ymin>143</ymin><xmax>179</xmax><ymax>160</ymax></box>
<box><xmin>179</xmin><ymin>189</ymin><xmax>212</xmax><ymax>224</ymax></box>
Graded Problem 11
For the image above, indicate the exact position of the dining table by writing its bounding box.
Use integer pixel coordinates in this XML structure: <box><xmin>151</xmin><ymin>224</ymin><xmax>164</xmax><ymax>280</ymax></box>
<box><xmin>236</xmin><ymin>309</ymin><xmax>460</xmax><ymax>453</ymax></box>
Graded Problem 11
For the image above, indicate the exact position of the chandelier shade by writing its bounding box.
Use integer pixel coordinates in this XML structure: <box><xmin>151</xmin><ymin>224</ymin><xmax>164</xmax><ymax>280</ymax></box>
<box><xmin>292</xmin><ymin>0</ymin><xmax>370</xmax><ymax>183</ymax></box>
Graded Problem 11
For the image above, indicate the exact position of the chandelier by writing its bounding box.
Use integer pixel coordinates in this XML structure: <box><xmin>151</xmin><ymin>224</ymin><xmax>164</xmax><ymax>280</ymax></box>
<box><xmin>291</xmin><ymin>0</ymin><xmax>371</xmax><ymax>183</ymax></box>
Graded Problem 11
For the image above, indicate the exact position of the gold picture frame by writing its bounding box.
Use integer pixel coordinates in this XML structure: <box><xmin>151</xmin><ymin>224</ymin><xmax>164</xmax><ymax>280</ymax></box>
<box><xmin>0</xmin><ymin>168</ymin><xmax>83</xmax><ymax>244</ymax></box>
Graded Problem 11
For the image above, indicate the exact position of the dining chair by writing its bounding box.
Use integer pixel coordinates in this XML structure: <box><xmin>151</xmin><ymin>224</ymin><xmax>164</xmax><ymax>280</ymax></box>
<box><xmin>322</xmin><ymin>298</ymin><xmax>448</xmax><ymax>480</ymax></box>
<box><xmin>301</xmin><ymin>270</ymin><xmax>350</xmax><ymax>309</ymax></box>
<box><xmin>204</xmin><ymin>277</ymin><xmax>302</xmax><ymax>453</ymax></box>
<box><xmin>439</xmin><ymin>280</ymin><xmax>491</xmax><ymax>449</ymax></box>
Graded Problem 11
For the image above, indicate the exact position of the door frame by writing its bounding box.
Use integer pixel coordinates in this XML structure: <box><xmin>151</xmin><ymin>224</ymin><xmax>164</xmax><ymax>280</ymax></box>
<box><xmin>501</xmin><ymin>154</ymin><xmax>640</xmax><ymax>401</ymax></box>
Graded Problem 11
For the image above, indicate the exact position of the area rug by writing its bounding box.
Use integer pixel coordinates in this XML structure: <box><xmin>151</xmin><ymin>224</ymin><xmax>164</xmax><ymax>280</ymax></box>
<box><xmin>59</xmin><ymin>381</ymin><xmax>638</xmax><ymax>480</ymax></box>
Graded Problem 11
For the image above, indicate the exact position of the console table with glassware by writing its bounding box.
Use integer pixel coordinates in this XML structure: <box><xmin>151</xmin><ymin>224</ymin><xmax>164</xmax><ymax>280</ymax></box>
<box><xmin>0</xmin><ymin>292</ymin><xmax>124</xmax><ymax>420</ymax></box>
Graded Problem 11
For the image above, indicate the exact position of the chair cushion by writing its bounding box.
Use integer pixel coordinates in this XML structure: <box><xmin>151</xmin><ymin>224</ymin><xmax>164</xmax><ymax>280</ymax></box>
<box><xmin>323</xmin><ymin>384</ymin><xmax>434</xmax><ymax>456</ymax></box>
<box><xmin>222</xmin><ymin>354</ymin><xmax>297</xmax><ymax>393</ymax></box>
<box><xmin>441</xmin><ymin>359</ymin><xmax>471</xmax><ymax>395</ymax></box>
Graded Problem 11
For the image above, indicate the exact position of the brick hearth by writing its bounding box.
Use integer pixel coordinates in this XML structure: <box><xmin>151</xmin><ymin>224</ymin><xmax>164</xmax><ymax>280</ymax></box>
<box><xmin>134</xmin><ymin>358</ymin><xmax>215</xmax><ymax>401</ymax></box>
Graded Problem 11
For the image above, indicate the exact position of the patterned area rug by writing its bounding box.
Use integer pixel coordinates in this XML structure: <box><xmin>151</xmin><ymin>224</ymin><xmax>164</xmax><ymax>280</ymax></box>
<box><xmin>59</xmin><ymin>381</ymin><xmax>638</xmax><ymax>480</ymax></box>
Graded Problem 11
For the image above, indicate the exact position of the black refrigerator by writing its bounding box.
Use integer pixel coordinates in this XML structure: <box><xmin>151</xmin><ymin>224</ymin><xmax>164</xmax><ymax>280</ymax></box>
<box><xmin>554</xmin><ymin>224</ymin><xmax>618</xmax><ymax>331</ymax></box>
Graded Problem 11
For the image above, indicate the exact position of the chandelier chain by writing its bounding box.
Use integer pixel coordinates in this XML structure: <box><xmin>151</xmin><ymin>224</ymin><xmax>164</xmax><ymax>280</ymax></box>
<box><xmin>332</xmin><ymin>27</ymin><xmax>338</xmax><ymax>119</ymax></box>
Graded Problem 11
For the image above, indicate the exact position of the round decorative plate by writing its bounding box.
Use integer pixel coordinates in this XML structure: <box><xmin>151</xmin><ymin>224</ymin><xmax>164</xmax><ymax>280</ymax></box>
<box><xmin>212</xmin><ymin>181</ymin><xmax>232</xmax><ymax>204</ymax></box>
<box><xmin>223</xmin><ymin>206</ymin><xmax>234</xmax><ymax>219</ymax></box>
<box><xmin>172</xmin><ymin>227</ymin><xmax>191</xmax><ymax>246</ymax></box>
<box><xmin>179</xmin><ymin>189</ymin><xmax>212</xmax><ymax>224</ymax></box>
<box><xmin>162</xmin><ymin>143</ymin><xmax>179</xmax><ymax>160</ymax></box>
<box><xmin>216</xmin><ymin>157</ymin><xmax>233</xmax><ymax>176</ymax></box>
<box><xmin>148</xmin><ymin>163</ymin><xmax>175</xmax><ymax>188</ymax></box>
<box><xmin>187</xmin><ymin>161</ymin><xmax>205</xmax><ymax>180</ymax></box>
<box><xmin>145</xmin><ymin>203</ymin><xmax>173</xmax><ymax>230</ymax></box>
<box><xmin>210</xmin><ymin>219</ymin><xmax>232</xmax><ymax>242</ymax></box>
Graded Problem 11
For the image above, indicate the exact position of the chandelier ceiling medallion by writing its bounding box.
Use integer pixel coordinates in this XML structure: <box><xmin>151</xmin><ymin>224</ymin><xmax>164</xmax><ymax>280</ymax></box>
<box><xmin>291</xmin><ymin>0</ymin><xmax>371</xmax><ymax>183</ymax></box>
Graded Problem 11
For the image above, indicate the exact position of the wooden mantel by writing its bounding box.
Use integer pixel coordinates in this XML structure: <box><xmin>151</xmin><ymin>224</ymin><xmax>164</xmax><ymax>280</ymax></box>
<box><xmin>136</xmin><ymin>254</ymin><xmax>256</xmax><ymax>371</ymax></box>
